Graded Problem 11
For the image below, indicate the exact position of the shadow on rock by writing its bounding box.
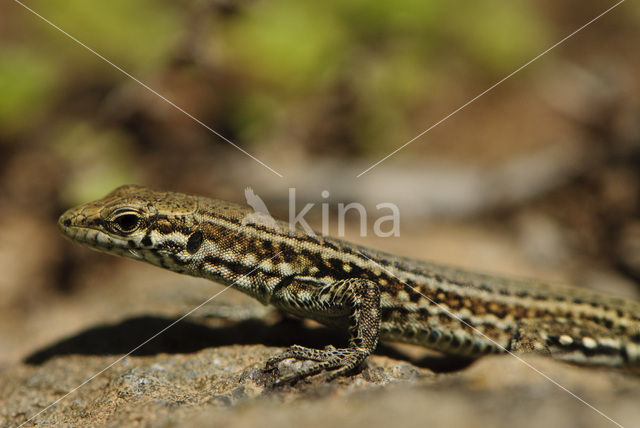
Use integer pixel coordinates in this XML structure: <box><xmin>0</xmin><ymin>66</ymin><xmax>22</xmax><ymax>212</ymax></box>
<box><xmin>24</xmin><ymin>316</ymin><xmax>347</xmax><ymax>365</ymax></box>
<box><xmin>24</xmin><ymin>315</ymin><xmax>474</xmax><ymax>373</ymax></box>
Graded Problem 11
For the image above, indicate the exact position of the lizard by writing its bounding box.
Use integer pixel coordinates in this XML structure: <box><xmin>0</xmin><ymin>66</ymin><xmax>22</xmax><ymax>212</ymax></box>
<box><xmin>58</xmin><ymin>184</ymin><xmax>640</xmax><ymax>383</ymax></box>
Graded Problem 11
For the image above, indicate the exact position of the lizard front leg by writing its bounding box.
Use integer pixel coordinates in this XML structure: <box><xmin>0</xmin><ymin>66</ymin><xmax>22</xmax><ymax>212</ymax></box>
<box><xmin>265</xmin><ymin>278</ymin><xmax>381</xmax><ymax>384</ymax></box>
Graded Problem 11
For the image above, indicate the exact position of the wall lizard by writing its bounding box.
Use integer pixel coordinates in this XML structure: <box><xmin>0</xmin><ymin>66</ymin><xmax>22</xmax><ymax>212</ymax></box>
<box><xmin>58</xmin><ymin>185</ymin><xmax>640</xmax><ymax>383</ymax></box>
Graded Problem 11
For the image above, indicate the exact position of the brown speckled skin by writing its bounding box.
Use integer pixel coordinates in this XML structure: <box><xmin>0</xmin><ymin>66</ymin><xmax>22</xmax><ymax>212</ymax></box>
<box><xmin>59</xmin><ymin>185</ymin><xmax>640</xmax><ymax>382</ymax></box>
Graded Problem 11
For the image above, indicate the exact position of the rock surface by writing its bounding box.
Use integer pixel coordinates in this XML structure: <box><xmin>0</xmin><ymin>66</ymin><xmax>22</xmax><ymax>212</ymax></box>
<box><xmin>2</xmin><ymin>344</ymin><xmax>637</xmax><ymax>428</ymax></box>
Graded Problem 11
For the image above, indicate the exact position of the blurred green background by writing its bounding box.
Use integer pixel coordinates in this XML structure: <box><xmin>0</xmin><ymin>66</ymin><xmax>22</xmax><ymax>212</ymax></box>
<box><xmin>1</xmin><ymin>0</ymin><xmax>640</xmax><ymax>359</ymax></box>
<box><xmin>4</xmin><ymin>0</ymin><xmax>638</xmax><ymax>202</ymax></box>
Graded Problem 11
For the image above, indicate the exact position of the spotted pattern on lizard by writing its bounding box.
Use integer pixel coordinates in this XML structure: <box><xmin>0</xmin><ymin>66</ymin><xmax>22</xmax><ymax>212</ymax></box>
<box><xmin>58</xmin><ymin>185</ymin><xmax>640</xmax><ymax>382</ymax></box>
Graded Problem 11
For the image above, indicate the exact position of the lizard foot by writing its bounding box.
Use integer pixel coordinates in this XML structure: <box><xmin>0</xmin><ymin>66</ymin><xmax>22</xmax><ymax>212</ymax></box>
<box><xmin>264</xmin><ymin>344</ymin><xmax>369</xmax><ymax>385</ymax></box>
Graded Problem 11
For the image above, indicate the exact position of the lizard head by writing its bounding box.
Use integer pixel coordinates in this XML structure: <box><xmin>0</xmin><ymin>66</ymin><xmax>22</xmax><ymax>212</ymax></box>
<box><xmin>58</xmin><ymin>184</ymin><xmax>199</xmax><ymax>267</ymax></box>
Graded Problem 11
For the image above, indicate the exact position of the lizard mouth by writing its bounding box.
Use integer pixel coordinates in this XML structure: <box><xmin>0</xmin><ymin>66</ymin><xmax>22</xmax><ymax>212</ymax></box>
<box><xmin>59</xmin><ymin>224</ymin><xmax>123</xmax><ymax>252</ymax></box>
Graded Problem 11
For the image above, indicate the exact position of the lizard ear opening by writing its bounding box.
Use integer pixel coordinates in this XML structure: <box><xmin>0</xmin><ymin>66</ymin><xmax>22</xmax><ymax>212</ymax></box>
<box><xmin>187</xmin><ymin>230</ymin><xmax>204</xmax><ymax>254</ymax></box>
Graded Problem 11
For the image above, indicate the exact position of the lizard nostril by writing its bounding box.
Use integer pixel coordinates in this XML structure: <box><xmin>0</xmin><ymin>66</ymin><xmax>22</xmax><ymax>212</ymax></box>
<box><xmin>63</xmin><ymin>218</ymin><xmax>72</xmax><ymax>227</ymax></box>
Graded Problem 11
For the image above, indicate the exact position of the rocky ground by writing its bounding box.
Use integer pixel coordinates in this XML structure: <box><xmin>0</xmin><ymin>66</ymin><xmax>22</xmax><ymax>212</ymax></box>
<box><xmin>3</xmin><ymin>347</ymin><xmax>638</xmax><ymax>428</ymax></box>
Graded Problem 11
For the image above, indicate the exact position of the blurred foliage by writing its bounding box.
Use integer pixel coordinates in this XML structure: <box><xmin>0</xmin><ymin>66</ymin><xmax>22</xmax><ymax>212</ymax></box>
<box><xmin>52</xmin><ymin>122</ymin><xmax>138</xmax><ymax>205</ymax></box>
<box><xmin>220</xmin><ymin>2</ymin><xmax>347</xmax><ymax>93</ymax></box>
<box><xmin>30</xmin><ymin>0</ymin><xmax>179</xmax><ymax>73</ymax></box>
<box><xmin>453</xmin><ymin>1</ymin><xmax>547</xmax><ymax>72</ymax></box>
<box><xmin>3</xmin><ymin>0</ymin><xmax>552</xmax><ymax>156</ymax></box>
<box><xmin>0</xmin><ymin>0</ymin><xmax>637</xmax><ymax>203</ymax></box>
<box><xmin>212</xmin><ymin>0</ymin><xmax>550</xmax><ymax>153</ymax></box>
<box><xmin>0</xmin><ymin>48</ymin><xmax>58</xmax><ymax>136</ymax></box>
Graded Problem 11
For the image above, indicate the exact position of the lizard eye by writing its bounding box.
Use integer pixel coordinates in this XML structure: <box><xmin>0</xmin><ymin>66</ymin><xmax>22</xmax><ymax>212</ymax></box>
<box><xmin>112</xmin><ymin>212</ymin><xmax>140</xmax><ymax>233</ymax></box>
